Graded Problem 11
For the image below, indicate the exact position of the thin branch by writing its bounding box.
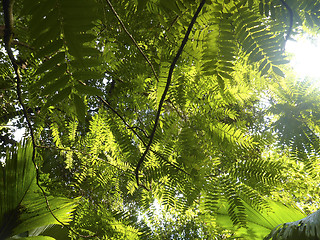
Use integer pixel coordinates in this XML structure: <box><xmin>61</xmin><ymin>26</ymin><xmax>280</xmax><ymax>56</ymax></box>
<box><xmin>166</xmin><ymin>8</ymin><xmax>189</xmax><ymax>33</ymax></box>
<box><xmin>83</xmin><ymin>82</ymin><xmax>191</xmax><ymax>186</ymax></box>
<box><xmin>152</xmin><ymin>150</ymin><xmax>190</xmax><ymax>176</ymax></box>
<box><xmin>77</xmin><ymin>80</ymin><xmax>147</xmax><ymax>142</ymax></box>
<box><xmin>128</xmin><ymin>126</ymin><xmax>149</xmax><ymax>139</ymax></box>
<box><xmin>135</xmin><ymin>0</ymin><xmax>206</xmax><ymax>188</ymax></box>
<box><xmin>100</xmin><ymin>97</ymin><xmax>191</xmax><ymax>184</ymax></box>
<box><xmin>166</xmin><ymin>99</ymin><xmax>187</xmax><ymax>122</ymax></box>
<box><xmin>279</xmin><ymin>0</ymin><xmax>293</xmax><ymax>42</ymax></box>
<box><xmin>105</xmin><ymin>0</ymin><xmax>159</xmax><ymax>82</ymax></box>
<box><xmin>105</xmin><ymin>69</ymin><xmax>125</xmax><ymax>83</ymax></box>
<box><xmin>2</xmin><ymin>1</ymin><xmax>96</xmax><ymax>238</ymax></box>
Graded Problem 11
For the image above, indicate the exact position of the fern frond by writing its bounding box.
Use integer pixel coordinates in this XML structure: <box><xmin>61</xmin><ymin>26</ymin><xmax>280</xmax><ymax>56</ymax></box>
<box><xmin>233</xmin><ymin>6</ymin><xmax>287</xmax><ymax>77</ymax></box>
<box><xmin>202</xmin><ymin>9</ymin><xmax>236</xmax><ymax>88</ymax></box>
<box><xmin>221</xmin><ymin>177</ymin><xmax>247</xmax><ymax>227</ymax></box>
<box><xmin>210</xmin><ymin>122</ymin><xmax>254</xmax><ymax>148</ymax></box>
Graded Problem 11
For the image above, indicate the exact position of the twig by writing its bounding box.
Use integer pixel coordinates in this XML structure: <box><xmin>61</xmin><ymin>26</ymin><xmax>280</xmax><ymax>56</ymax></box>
<box><xmin>106</xmin><ymin>0</ymin><xmax>159</xmax><ymax>82</ymax></box>
<box><xmin>77</xmin><ymin>80</ymin><xmax>148</xmax><ymax>143</ymax></box>
<box><xmin>100</xmin><ymin>96</ymin><xmax>191</xmax><ymax>185</ymax></box>
<box><xmin>152</xmin><ymin>150</ymin><xmax>190</xmax><ymax>176</ymax></box>
<box><xmin>80</xmin><ymin>81</ymin><xmax>191</xmax><ymax>187</ymax></box>
<box><xmin>279</xmin><ymin>0</ymin><xmax>293</xmax><ymax>42</ymax></box>
<box><xmin>128</xmin><ymin>126</ymin><xmax>149</xmax><ymax>139</ymax></box>
<box><xmin>167</xmin><ymin>99</ymin><xmax>187</xmax><ymax>122</ymax></box>
<box><xmin>134</xmin><ymin>0</ymin><xmax>206</xmax><ymax>188</ymax></box>
<box><xmin>2</xmin><ymin>1</ymin><xmax>96</xmax><ymax>238</ymax></box>
<box><xmin>166</xmin><ymin>8</ymin><xmax>189</xmax><ymax>33</ymax></box>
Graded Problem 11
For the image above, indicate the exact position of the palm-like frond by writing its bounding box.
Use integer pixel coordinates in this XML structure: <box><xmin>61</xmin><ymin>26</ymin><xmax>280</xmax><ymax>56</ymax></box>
<box><xmin>264</xmin><ymin>208</ymin><xmax>320</xmax><ymax>240</ymax></box>
<box><xmin>0</xmin><ymin>142</ymin><xmax>77</xmax><ymax>239</ymax></box>
<box><xmin>216</xmin><ymin>199</ymin><xmax>306</xmax><ymax>240</ymax></box>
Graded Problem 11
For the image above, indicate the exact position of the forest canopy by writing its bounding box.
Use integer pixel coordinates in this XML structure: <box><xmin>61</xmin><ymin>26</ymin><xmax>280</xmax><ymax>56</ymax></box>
<box><xmin>1</xmin><ymin>0</ymin><xmax>320</xmax><ymax>239</ymax></box>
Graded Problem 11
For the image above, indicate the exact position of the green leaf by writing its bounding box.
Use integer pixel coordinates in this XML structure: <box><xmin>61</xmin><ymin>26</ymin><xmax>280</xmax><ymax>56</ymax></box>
<box><xmin>270</xmin><ymin>2</ymin><xmax>276</xmax><ymax>18</ymax></box>
<box><xmin>75</xmin><ymin>33</ymin><xmax>97</xmax><ymax>44</ymax></box>
<box><xmin>305</xmin><ymin>12</ymin><xmax>314</xmax><ymax>28</ymax></box>
<box><xmin>41</xmin><ymin>75</ymin><xmax>70</xmax><ymax>96</ymax></box>
<box><xmin>272</xmin><ymin>59</ymin><xmax>290</xmax><ymax>65</ymax></box>
<box><xmin>259</xmin><ymin>59</ymin><xmax>268</xmax><ymax>72</ymax></box>
<box><xmin>0</xmin><ymin>142</ymin><xmax>77</xmax><ymax>239</ymax></box>
<box><xmin>272</xmin><ymin>66</ymin><xmax>285</xmax><ymax>77</ymax></box>
<box><xmin>69</xmin><ymin>58</ymin><xmax>101</xmax><ymax>68</ymax></box>
<box><xmin>35</xmin><ymin>39</ymin><xmax>64</xmax><ymax>59</ymax></box>
<box><xmin>259</xmin><ymin>1</ymin><xmax>264</xmax><ymax>15</ymax></box>
<box><xmin>45</xmin><ymin>86</ymin><xmax>72</xmax><ymax>107</ymax></box>
<box><xmin>72</xmin><ymin>71</ymin><xmax>104</xmax><ymax>81</ymax></box>
<box><xmin>32</xmin><ymin>23</ymin><xmax>61</xmax><ymax>48</ymax></box>
<box><xmin>160</xmin><ymin>0</ymin><xmax>180</xmax><ymax>13</ymax></box>
<box><xmin>219</xmin><ymin>71</ymin><xmax>233</xmax><ymax>80</ymax></box>
<box><xmin>216</xmin><ymin>199</ymin><xmax>306</xmax><ymax>240</ymax></box>
<box><xmin>78</xmin><ymin>47</ymin><xmax>101</xmax><ymax>57</ymax></box>
<box><xmin>265</xmin><ymin>209</ymin><xmax>320</xmax><ymax>240</ymax></box>
<box><xmin>75</xmin><ymin>84</ymin><xmax>103</xmax><ymax>96</ymax></box>
<box><xmin>15</xmin><ymin>236</ymin><xmax>56</xmax><ymax>239</ymax></box>
<box><xmin>137</xmin><ymin>0</ymin><xmax>148</xmax><ymax>11</ymax></box>
<box><xmin>264</xmin><ymin>3</ymin><xmax>269</xmax><ymax>17</ymax></box>
<box><xmin>36</xmin><ymin>63</ymin><xmax>67</xmax><ymax>87</ymax></box>
<box><xmin>217</xmin><ymin>74</ymin><xmax>225</xmax><ymax>90</ymax></box>
<box><xmin>73</xmin><ymin>93</ymin><xmax>86</xmax><ymax>122</ymax></box>
<box><xmin>65</xmin><ymin>34</ymin><xmax>100</xmax><ymax>58</ymax></box>
<box><xmin>261</xmin><ymin>62</ymin><xmax>271</xmax><ymax>76</ymax></box>
<box><xmin>0</xmin><ymin>79</ymin><xmax>11</xmax><ymax>89</ymax></box>
<box><xmin>35</xmin><ymin>52</ymin><xmax>65</xmax><ymax>75</ymax></box>
<box><xmin>13</xmin><ymin>196</ymin><xmax>77</xmax><ymax>236</ymax></box>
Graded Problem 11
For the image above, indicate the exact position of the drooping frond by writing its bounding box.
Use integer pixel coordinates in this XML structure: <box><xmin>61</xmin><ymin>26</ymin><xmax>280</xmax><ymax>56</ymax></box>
<box><xmin>22</xmin><ymin>0</ymin><xmax>104</xmax><ymax>121</ymax></box>
<box><xmin>269</xmin><ymin>79</ymin><xmax>320</xmax><ymax>158</ymax></box>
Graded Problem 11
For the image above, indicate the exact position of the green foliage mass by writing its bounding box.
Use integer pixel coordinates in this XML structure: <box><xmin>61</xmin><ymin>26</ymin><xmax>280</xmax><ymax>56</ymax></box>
<box><xmin>1</xmin><ymin>0</ymin><xmax>320</xmax><ymax>239</ymax></box>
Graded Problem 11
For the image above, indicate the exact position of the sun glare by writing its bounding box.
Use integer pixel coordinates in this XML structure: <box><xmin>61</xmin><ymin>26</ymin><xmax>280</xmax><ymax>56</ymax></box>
<box><xmin>286</xmin><ymin>36</ymin><xmax>320</xmax><ymax>80</ymax></box>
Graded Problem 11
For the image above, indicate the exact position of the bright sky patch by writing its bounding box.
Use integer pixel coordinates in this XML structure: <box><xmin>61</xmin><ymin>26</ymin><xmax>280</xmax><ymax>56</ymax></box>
<box><xmin>286</xmin><ymin>36</ymin><xmax>320</xmax><ymax>79</ymax></box>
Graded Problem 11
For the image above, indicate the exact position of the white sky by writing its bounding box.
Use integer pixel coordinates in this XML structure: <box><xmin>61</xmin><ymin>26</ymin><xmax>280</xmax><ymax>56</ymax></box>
<box><xmin>14</xmin><ymin>127</ymin><xmax>25</xmax><ymax>141</ymax></box>
<box><xmin>286</xmin><ymin>36</ymin><xmax>320</xmax><ymax>79</ymax></box>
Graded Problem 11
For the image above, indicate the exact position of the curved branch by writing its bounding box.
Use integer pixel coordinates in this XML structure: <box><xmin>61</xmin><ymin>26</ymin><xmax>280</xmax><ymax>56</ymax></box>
<box><xmin>134</xmin><ymin>0</ymin><xmax>206</xmax><ymax>188</ymax></box>
<box><xmin>2</xmin><ymin>1</ymin><xmax>96</xmax><ymax>238</ymax></box>
<box><xmin>76</xmin><ymin>80</ymin><xmax>191</xmax><ymax>186</ymax></box>
<box><xmin>279</xmin><ymin>0</ymin><xmax>293</xmax><ymax>42</ymax></box>
<box><xmin>97</xmin><ymin>94</ymin><xmax>190</xmax><ymax>189</ymax></box>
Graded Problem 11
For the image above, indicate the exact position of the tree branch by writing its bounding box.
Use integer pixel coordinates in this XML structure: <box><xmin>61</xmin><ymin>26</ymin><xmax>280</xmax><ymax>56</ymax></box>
<box><xmin>2</xmin><ymin>1</ymin><xmax>96</xmax><ymax>238</ymax></box>
<box><xmin>78</xmin><ymin>80</ymin><xmax>191</xmax><ymax>188</ymax></box>
<box><xmin>134</xmin><ymin>0</ymin><xmax>206</xmax><ymax>188</ymax></box>
<box><xmin>106</xmin><ymin>0</ymin><xmax>159</xmax><ymax>82</ymax></box>
<box><xmin>279</xmin><ymin>0</ymin><xmax>293</xmax><ymax>42</ymax></box>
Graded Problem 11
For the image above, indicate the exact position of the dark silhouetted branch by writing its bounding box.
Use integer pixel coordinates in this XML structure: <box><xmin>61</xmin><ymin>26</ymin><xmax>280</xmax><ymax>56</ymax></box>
<box><xmin>134</xmin><ymin>0</ymin><xmax>206</xmax><ymax>188</ymax></box>
<box><xmin>279</xmin><ymin>0</ymin><xmax>293</xmax><ymax>42</ymax></box>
